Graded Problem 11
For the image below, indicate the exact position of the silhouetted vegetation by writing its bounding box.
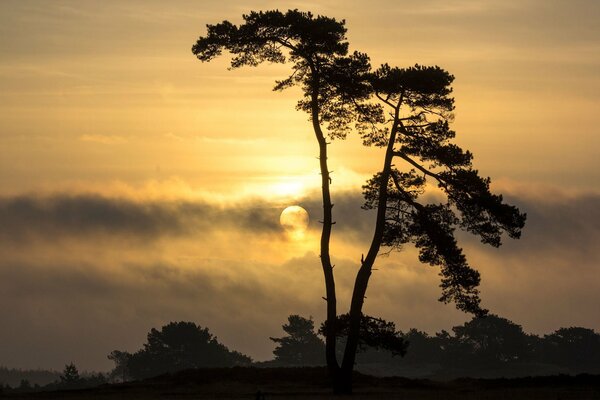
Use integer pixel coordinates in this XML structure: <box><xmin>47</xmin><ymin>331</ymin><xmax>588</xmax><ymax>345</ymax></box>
<box><xmin>192</xmin><ymin>12</ymin><xmax>360</xmax><ymax>390</ymax></box>
<box><xmin>109</xmin><ymin>321</ymin><xmax>252</xmax><ymax>380</ymax></box>
<box><xmin>269</xmin><ymin>315</ymin><xmax>325</xmax><ymax>366</ymax></box>
<box><xmin>2</xmin><ymin>316</ymin><xmax>599</xmax><ymax>398</ymax></box>
<box><xmin>59</xmin><ymin>363</ymin><xmax>80</xmax><ymax>386</ymax></box>
<box><xmin>106</xmin><ymin>350</ymin><xmax>131</xmax><ymax>382</ymax></box>
<box><xmin>262</xmin><ymin>314</ymin><xmax>600</xmax><ymax>380</ymax></box>
<box><xmin>1</xmin><ymin>363</ymin><xmax>106</xmax><ymax>394</ymax></box>
<box><xmin>0</xmin><ymin>367</ymin><xmax>59</xmax><ymax>388</ymax></box>
<box><xmin>350</xmin><ymin>315</ymin><xmax>600</xmax><ymax>379</ymax></box>
<box><xmin>320</xmin><ymin>314</ymin><xmax>408</xmax><ymax>357</ymax></box>
<box><xmin>193</xmin><ymin>9</ymin><xmax>526</xmax><ymax>393</ymax></box>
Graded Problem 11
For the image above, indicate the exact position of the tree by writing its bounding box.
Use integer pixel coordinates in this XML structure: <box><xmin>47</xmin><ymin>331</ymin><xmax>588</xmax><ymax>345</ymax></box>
<box><xmin>56</xmin><ymin>363</ymin><xmax>86</xmax><ymax>389</ymax></box>
<box><xmin>193</xmin><ymin>9</ymin><xmax>525</xmax><ymax>393</ymax></box>
<box><xmin>340</xmin><ymin>64</ymin><xmax>526</xmax><ymax>377</ymax></box>
<box><xmin>192</xmin><ymin>13</ymin><xmax>375</xmax><ymax>391</ymax></box>
<box><xmin>447</xmin><ymin>315</ymin><xmax>530</xmax><ymax>367</ymax></box>
<box><xmin>401</xmin><ymin>329</ymin><xmax>442</xmax><ymax>366</ymax></box>
<box><xmin>59</xmin><ymin>363</ymin><xmax>81</xmax><ymax>388</ymax></box>
<box><xmin>124</xmin><ymin>321</ymin><xmax>251</xmax><ymax>379</ymax></box>
<box><xmin>270</xmin><ymin>315</ymin><xmax>325</xmax><ymax>365</ymax></box>
<box><xmin>107</xmin><ymin>350</ymin><xmax>132</xmax><ymax>382</ymax></box>
<box><xmin>319</xmin><ymin>314</ymin><xmax>407</xmax><ymax>356</ymax></box>
<box><xmin>542</xmin><ymin>327</ymin><xmax>600</xmax><ymax>371</ymax></box>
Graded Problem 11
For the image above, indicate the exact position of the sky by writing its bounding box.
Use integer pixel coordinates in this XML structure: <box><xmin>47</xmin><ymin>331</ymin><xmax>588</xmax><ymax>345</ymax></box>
<box><xmin>0</xmin><ymin>0</ymin><xmax>599</xmax><ymax>371</ymax></box>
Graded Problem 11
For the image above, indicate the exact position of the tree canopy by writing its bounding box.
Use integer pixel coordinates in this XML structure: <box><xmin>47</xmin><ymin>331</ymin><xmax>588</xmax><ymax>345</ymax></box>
<box><xmin>270</xmin><ymin>315</ymin><xmax>325</xmax><ymax>366</ymax></box>
<box><xmin>122</xmin><ymin>321</ymin><xmax>251</xmax><ymax>380</ymax></box>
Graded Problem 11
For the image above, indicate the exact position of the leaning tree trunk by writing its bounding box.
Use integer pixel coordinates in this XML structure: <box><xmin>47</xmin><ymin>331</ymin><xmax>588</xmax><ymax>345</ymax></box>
<box><xmin>338</xmin><ymin>115</ymin><xmax>400</xmax><ymax>394</ymax></box>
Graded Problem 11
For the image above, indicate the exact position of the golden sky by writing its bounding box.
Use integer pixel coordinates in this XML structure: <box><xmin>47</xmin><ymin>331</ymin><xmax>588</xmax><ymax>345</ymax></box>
<box><xmin>0</xmin><ymin>0</ymin><xmax>599</xmax><ymax>371</ymax></box>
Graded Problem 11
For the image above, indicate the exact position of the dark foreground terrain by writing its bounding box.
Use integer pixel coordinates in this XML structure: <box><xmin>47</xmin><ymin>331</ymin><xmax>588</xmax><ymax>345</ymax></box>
<box><xmin>3</xmin><ymin>367</ymin><xmax>600</xmax><ymax>399</ymax></box>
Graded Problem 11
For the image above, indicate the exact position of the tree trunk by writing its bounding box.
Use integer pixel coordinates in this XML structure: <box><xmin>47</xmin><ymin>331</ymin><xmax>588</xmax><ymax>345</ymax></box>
<box><xmin>332</xmin><ymin>366</ymin><xmax>353</xmax><ymax>394</ymax></box>
<box><xmin>341</xmin><ymin>114</ymin><xmax>401</xmax><ymax>387</ymax></box>
<box><xmin>309</xmin><ymin>74</ymin><xmax>339</xmax><ymax>377</ymax></box>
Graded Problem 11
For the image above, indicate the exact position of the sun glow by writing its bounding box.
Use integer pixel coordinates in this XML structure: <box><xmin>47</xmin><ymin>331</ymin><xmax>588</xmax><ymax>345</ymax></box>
<box><xmin>256</xmin><ymin>175</ymin><xmax>319</xmax><ymax>199</ymax></box>
<box><xmin>280</xmin><ymin>205</ymin><xmax>310</xmax><ymax>241</ymax></box>
<box><xmin>269</xmin><ymin>181</ymin><xmax>305</xmax><ymax>198</ymax></box>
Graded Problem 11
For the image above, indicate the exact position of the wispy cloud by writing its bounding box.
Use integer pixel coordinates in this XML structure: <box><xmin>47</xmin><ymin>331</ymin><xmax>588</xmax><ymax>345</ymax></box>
<box><xmin>79</xmin><ymin>134</ymin><xmax>127</xmax><ymax>145</ymax></box>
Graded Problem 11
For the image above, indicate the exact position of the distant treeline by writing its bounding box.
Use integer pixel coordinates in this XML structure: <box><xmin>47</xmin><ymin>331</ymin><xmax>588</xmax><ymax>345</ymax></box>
<box><xmin>2</xmin><ymin>314</ymin><xmax>600</xmax><ymax>393</ymax></box>
<box><xmin>348</xmin><ymin>315</ymin><xmax>600</xmax><ymax>379</ymax></box>
<box><xmin>105</xmin><ymin>315</ymin><xmax>600</xmax><ymax>382</ymax></box>
<box><xmin>0</xmin><ymin>368</ymin><xmax>59</xmax><ymax>388</ymax></box>
<box><xmin>261</xmin><ymin>314</ymin><xmax>600</xmax><ymax>379</ymax></box>
<box><xmin>0</xmin><ymin>363</ymin><xmax>106</xmax><ymax>394</ymax></box>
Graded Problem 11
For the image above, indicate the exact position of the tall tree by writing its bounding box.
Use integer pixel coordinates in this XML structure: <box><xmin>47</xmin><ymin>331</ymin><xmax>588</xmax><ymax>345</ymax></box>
<box><xmin>336</xmin><ymin>64</ymin><xmax>526</xmax><ymax>386</ymax></box>
<box><xmin>193</xmin><ymin>10</ymin><xmax>525</xmax><ymax>393</ymax></box>
<box><xmin>192</xmin><ymin>11</ymin><xmax>372</xmax><ymax>388</ymax></box>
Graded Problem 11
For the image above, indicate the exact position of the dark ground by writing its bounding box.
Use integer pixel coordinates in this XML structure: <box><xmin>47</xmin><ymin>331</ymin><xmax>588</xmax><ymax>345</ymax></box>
<box><xmin>3</xmin><ymin>367</ymin><xmax>600</xmax><ymax>399</ymax></box>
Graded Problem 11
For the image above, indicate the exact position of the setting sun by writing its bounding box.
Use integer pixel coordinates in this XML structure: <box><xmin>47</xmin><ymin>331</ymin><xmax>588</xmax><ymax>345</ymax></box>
<box><xmin>280</xmin><ymin>205</ymin><xmax>310</xmax><ymax>240</ymax></box>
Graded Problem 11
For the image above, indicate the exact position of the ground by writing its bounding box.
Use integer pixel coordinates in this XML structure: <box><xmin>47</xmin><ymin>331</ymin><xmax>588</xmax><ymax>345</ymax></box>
<box><xmin>3</xmin><ymin>367</ymin><xmax>600</xmax><ymax>399</ymax></box>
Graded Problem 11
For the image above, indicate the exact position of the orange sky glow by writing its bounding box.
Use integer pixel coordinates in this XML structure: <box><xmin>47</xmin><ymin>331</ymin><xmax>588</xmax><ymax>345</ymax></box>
<box><xmin>0</xmin><ymin>0</ymin><xmax>599</xmax><ymax>371</ymax></box>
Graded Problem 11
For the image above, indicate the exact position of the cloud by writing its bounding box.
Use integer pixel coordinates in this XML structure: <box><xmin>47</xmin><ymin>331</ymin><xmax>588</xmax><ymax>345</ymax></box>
<box><xmin>3</xmin><ymin>187</ymin><xmax>599</xmax><ymax>261</ymax></box>
<box><xmin>79</xmin><ymin>134</ymin><xmax>127</xmax><ymax>145</ymax></box>
<box><xmin>301</xmin><ymin>190</ymin><xmax>376</xmax><ymax>240</ymax></box>
<box><xmin>0</xmin><ymin>186</ymin><xmax>598</xmax><ymax>371</ymax></box>
<box><xmin>0</xmin><ymin>194</ymin><xmax>282</xmax><ymax>243</ymax></box>
<box><xmin>503</xmin><ymin>191</ymin><xmax>600</xmax><ymax>258</ymax></box>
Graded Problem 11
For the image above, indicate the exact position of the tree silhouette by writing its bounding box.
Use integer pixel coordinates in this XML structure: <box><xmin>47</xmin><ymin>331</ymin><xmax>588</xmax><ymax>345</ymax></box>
<box><xmin>192</xmin><ymin>13</ymin><xmax>373</xmax><ymax>390</ymax></box>
<box><xmin>60</xmin><ymin>363</ymin><xmax>81</xmax><ymax>386</ymax></box>
<box><xmin>107</xmin><ymin>350</ymin><xmax>132</xmax><ymax>382</ymax></box>
<box><xmin>319</xmin><ymin>313</ymin><xmax>407</xmax><ymax>356</ymax></box>
<box><xmin>193</xmin><ymin>9</ymin><xmax>525</xmax><ymax>393</ymax></box>
<box><xmin>270</xmin><ymin>315</ymin><xmax>325</xmax><ymax>365</ymax></box>
<box><xmin>543</xmin><ymin>327</ymin><xmax>600</xmax><ymax>371</ymax></box>
<box><xmin>124</xmin><ymin>321</ymin><xmax>252</xmax><ymax>379</ymax></box>
<box><xmin>444</xmin><ymin>315</ymin><xmax>531</xmax><ymax>367</ymax></box>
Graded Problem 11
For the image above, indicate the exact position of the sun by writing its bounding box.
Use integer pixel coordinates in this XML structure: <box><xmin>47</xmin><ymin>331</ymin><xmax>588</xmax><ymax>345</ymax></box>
<box><xmin>280</xmin><ymin>205</ymin><xmax>309</xmax><ymax>240</ymax></box>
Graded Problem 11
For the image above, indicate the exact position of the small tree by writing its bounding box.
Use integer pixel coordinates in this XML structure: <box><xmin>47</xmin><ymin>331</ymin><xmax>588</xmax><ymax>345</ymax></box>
<box><xmin>59</xmin><ymin>363</ymin><xmax>80</xmax><ymax>387</ymax></box>
<box><xmin>107</xmin><ymin>350</ymin><xmax>132</xmax><ymax>382</ymax></box>
<box><xmin>270</xmin><ymin>315</ymin><xmax>325</xmax><ymax>366</ymax></box>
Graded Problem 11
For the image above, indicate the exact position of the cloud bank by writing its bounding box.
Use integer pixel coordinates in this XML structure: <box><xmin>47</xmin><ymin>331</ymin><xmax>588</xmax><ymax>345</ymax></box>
<box><xmin>0</xmin><ymin>186</ymin><xmax>598</xmax><ymax>371</ymax></box>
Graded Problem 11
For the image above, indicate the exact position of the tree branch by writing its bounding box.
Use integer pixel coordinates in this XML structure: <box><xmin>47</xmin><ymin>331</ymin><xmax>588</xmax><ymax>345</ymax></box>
<box><xmin>375</xmin><ymin>92</ymin><xmax>396</xmax><ymax>109</ymax></box>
